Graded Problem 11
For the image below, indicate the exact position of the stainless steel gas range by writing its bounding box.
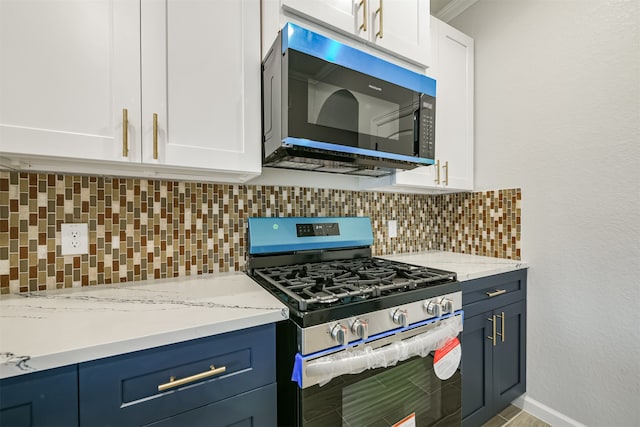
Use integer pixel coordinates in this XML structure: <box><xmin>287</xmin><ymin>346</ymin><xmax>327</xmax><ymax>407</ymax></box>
<box><xmin>247</xmin><ymin>217</ymin><xmax>463</xmax><ymax>427</ymax></box>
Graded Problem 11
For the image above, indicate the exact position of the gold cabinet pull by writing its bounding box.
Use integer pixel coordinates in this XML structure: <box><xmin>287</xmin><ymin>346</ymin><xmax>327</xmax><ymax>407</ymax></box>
<box><xmin>443</xmin><ymin>160</ymin><xmax>449</xmax><ymax>185</ymax></box>
<box><xmin>499</xmin><ymin>311</ymin><xmax>505</xmax><ymax>342</ymax></box>
<box><xmin>375</xmin><ymin>0</ymin><xmax>383</xmax><ymax>39</ymax></box>
<box><xmin>434</xmin><ymin>159</ymin><xmax>440</xmax><ymax>184</ymax></box>
<box><xmin>486</xmin><ymin>289</ymin><xmax>507</xmax><ymax>298</ymax></box>
<box><xmin>487</xmin><ymin>315</ymin><xmax>496</xmax><ymax>346</ymax></box>
<box><xmin>122</xmin><ymin>108</ymin><xmax>129</xmax><ymax>157</ymax></box>
<box><xmin>153</xmin><ymin>113</ymin><xmax>159</xmax><ymax>160</ymax></box>
<box><xmin>158</xmin><ymin>365</ymin><xmax>226</xmax><ymax>392</ymax></box>
<box><xmin>359</xmin><ymin>0</ymin><xmax>367</xmax><ymax>32</ymax></box>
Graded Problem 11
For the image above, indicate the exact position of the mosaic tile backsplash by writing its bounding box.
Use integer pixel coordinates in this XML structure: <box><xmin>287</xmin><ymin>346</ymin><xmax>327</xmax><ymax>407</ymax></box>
<box><xmin>0</xmin><ymin>171</ymin><xmax>521</xmax><ymax>294</ymax></box>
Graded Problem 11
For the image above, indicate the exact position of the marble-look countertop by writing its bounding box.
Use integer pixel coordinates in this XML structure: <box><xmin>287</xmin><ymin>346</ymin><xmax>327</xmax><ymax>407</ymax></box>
<box><xmin>380</xmin><ymin>251</ymin><xmax>528</xmax><ymax>281</ymax></box>
<box><xmin>0</xmin><ymin>273</ymin><xmax>288</xmax><ymax>379</ymax></box>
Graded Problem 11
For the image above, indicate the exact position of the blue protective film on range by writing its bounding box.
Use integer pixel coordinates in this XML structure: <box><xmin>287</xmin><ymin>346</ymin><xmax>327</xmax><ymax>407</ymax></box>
<box><xmin>248</xmin><ymin>217</ymin><xmax>374</xmax><ymax>255</ymax></box>
<box><xmin>281</xmin><ymin>22</ymin><xmax>436</xmax><ymax>97</ymax></box>
<box><xmin>290</xmin><ymin>310</ymin><xmax>464</xmax><ymax>389</ymax></box>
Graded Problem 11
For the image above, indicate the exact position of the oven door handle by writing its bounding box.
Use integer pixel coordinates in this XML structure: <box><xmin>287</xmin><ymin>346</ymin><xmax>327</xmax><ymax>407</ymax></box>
<box><xmin>301</xmin><ymin>314</ymin><xmax>463</xmax><ymax>388</ymax></box>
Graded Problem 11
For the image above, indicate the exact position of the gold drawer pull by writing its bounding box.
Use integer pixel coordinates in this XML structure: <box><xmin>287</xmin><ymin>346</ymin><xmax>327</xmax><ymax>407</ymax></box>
<box><xmin>158</xmin><ymin>365</ymin><xmax>226</xmax><ymax>392</ymax></box>
<box><xmin>486</xmin><ymin>289</ymin><xmax>507</xmax><ymax>298</ymax></box>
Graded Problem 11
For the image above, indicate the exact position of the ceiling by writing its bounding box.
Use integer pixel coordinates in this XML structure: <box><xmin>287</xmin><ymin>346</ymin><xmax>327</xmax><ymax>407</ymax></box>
<box><xmin>431</xmin><ymin>0</ymin><xmax>478</xmax><ymax>22</ymax></box>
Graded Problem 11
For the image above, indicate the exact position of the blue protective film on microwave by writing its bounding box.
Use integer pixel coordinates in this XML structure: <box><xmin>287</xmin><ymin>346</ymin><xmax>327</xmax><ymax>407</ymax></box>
<box><xmin>247</xmin><ymin>216</ymin><xmax>374</xmax><ymax>255</ymax></box>
<box><xmin>281</xmin><ymin>22</ymin><xmax>436</xmax><ymax>97</ymax></box>
<box><xmin>283</xmin><ymin>137</ymin><xmax>435</xmax><ymax>165</ymax></box>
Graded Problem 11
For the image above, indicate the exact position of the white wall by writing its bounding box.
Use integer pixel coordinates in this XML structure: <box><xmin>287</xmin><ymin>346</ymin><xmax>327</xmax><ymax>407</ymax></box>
<box><xmin>451</xmin><ymin>1</ymin><xmax>640</xmax><ymax>426</ymax></box>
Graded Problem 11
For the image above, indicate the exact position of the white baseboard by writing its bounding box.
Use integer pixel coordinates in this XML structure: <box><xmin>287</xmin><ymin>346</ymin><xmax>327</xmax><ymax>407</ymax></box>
<box><xmin>512</xmin><ymin>395</ymin><xmax>587</xmax><ymax>427</ymax></box>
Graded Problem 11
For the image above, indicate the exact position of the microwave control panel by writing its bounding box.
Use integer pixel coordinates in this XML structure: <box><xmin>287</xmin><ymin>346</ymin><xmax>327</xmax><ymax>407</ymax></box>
<box><xmin>418</xmin><ymin>94</ymin><xmax>436</xmax><ymax>160</ymax></box>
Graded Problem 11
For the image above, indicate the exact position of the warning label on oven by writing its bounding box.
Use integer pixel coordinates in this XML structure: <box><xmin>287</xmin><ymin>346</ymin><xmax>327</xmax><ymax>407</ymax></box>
<box><xmin>433</xmin><ymin>337</ymin><xmax>461</xmax><ymax>380</ymax></box>
<box><xmin>392</xmin><ymin>412</ymin><xmax>416</xmax><ymax>427</ymax></box>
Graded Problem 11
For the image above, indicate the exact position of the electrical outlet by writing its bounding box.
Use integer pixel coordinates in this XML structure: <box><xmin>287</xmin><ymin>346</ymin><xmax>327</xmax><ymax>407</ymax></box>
<box><xmin>388</xmin><ymin>220</ymin><xmax>397</xmax><ymax>238</ymax></box>
<box><xmin>61</xmin><ymin>223</ymin><xmax>89</xmax><ymax>255</ymax></box>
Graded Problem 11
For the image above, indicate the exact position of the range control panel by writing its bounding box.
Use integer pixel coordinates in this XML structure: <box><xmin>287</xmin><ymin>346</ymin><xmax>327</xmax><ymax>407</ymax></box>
<box><xmin>296</xmin><ymin>222</ymin><xmax>341</xmax><ymax>237</ymax></box>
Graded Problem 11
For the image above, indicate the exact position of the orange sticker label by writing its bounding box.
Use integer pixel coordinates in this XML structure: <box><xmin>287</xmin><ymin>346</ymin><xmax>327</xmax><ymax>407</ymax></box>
<box><xmin>433</xmin><ymin>337</ymin><xmax>461</xmax><ymax>380</ymax></box>
<box><xmin>392</xmin><ymin>412</ymin><xmax>416</xmax><ymax>427</ymax></box>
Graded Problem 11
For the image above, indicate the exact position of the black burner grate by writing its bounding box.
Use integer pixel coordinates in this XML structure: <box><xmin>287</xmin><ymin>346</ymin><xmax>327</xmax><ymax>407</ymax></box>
<box><xmin>252</xmin><ymin>258</ymin><xmax>456</xmax><ymax>311</ymax></box>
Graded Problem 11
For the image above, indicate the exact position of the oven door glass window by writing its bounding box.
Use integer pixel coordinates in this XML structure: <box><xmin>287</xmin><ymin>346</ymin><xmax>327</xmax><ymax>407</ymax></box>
<box><xmin>287</xmin><ymin>50</ymin><xmax>420</xmax><ymax>157</ymax></box>
<box><xmin>300</xmin><ymin>354</ymin><xmax>461</xmax><ymax>427</ymax></box>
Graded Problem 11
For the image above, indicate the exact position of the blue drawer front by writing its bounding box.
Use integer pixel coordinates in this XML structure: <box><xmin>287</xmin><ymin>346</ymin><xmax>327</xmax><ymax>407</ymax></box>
<box><xmin>79</xmin><ymin>323</ymin><xmax>275</xmax><ymax>426</ymax></box>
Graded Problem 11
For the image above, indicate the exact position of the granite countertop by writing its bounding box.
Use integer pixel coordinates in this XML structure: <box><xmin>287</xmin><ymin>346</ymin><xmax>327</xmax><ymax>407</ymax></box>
<box><xmin>0</xmin><ymin>273</ymin><xmax>288</xmax><ymax>379</ymax></box>
<box><xmin>380</xmin><ymin>251</ymin><xmax>528</xmax><ymax>281</ymax></box>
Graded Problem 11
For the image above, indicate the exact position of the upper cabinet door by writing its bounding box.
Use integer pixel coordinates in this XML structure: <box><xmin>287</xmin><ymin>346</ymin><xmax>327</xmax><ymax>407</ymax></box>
<box><xmin>0</xmin><ymin>0</ymin><xmax>141</xmax><ymax>163</ymax></box>
<box><xmin>140</xmin><ymin>0</ymin><xmax>261</xmax><ymax>178</ymax></box>
<box><xmin>433</xmin><ymin>19</ymin><xmax>474</xmax><ymax>191</ymax></box>
<box><xmin>367</xmin><ymin>0</ymin><xmax>430</xmax><ymax>67</ymax></box>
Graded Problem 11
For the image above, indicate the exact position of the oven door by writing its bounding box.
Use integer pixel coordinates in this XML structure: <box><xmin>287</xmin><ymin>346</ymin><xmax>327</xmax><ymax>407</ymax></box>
<box><xmin>296</xmin><ymin>314</ymin><xmax>462</xmax><ymax>427</ymax></box>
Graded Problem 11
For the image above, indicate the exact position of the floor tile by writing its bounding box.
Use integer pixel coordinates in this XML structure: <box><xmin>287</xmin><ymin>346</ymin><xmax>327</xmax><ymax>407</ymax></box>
<box><xmin>507</xmin><ymin>412</ymin><xmax>551</xmax><ymax>427</ymax></box>
<box><xmin>499</xmin><ymin>404</ymin><xmax>522</xmax><ymax>421</ymax></box>
<box><xmin>481</xmin><ymin>414</ymin><xmax>508</xmax><ymax>427</ymax></box>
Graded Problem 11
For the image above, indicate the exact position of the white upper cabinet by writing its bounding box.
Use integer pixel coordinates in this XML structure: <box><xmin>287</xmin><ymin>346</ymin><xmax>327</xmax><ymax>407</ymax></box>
<box><xmin>140</xmin><ymin>0</ymin><xmax>261</xmax><ymax>176</ymax></box>
<box><xmin>367</xmin><ymin>17</ymin><xmax>474</xmax><ymax>193</ymax></box>
<box><xmin>0</xmin><ymin>0</ymin><xmax>260</xmax><ymax>182</ymax></box>
<box><xmin>0</xmin><ymin>0</ymin><xmax>142</xmax><ymax>164</ymax></box>
<box><xmin>268</xmin><ymin>0</ymin><xmax>431</xmax><ymax>67</ymax></box>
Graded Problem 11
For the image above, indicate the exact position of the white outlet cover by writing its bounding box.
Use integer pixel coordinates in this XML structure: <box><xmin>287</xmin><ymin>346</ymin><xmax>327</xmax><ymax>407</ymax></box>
<box><xmin>388</xmin><ymin>220</ymin><xmax>398</xmax><ymax>238</ymax></box>
<box><xmin>61</xmin><ymin>223</ymin><xmax>89</xmax><ymax>255</ymax></box>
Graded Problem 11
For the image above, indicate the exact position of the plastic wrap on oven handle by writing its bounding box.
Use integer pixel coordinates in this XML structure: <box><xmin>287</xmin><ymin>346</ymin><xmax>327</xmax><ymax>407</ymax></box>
<box><xmin>305</xmin><ymin>315</ymin><xmax>463</xmax><ymax>386</ymax></box>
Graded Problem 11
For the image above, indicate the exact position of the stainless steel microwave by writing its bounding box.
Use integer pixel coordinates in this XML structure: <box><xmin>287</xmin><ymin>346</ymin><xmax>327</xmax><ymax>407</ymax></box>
<box><xmin>262</xmin><ymin>23</ymin><xmax>436</xmax><ymax>177</ymax></box>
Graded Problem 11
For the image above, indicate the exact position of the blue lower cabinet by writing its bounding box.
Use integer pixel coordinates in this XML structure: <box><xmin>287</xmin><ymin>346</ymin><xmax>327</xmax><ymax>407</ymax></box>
<box><xmin>461</xmin><ymin>270</ymin><xmax>527</xmax><ymax>427</ymax></box>
<box><xmin>79</xmin><ymin>323</ymin><xmax>276</xmax><ymax>427</ymax></box>
<box><xmin>0</xmin><ymin>365</ymin><xmax>79</xmax><ymax>427</ymax></box>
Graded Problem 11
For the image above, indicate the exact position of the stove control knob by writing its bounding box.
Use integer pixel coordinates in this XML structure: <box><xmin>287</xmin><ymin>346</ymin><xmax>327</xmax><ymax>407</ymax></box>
<box><xmin>425</xmin><ymin>300</ymin><xmax>441</xmax><ymax>317</ymax></box>
<box><xmin>392</xmin><ymin>309</ymin><xmax>409</xmax><ymax>328</ymax></box>
<box><xmin>351</xmin><ymin>319</ymin><xmax>369</xmax><ymax>340</ymax></box>
<box><xmin>331</xmin><ymin>324</ymin><xmax>348</xmax><ymax>346</ymax></box>
<box><xmin>440</xmin><ymin>298</ymin><xmax>454</xmax><ymax>314</ymax></box>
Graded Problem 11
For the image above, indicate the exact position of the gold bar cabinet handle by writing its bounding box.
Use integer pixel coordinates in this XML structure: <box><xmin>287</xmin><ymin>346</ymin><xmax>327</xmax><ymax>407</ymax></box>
<box><xmin>487</xmin><ymin>315</ymin><xmax>496</xmax><ymax>346</ymax></box>
<box><xmin>443</xmin><ymin>161</ymin><xmax>449</xmax><ymax>186</ymax></box>
<box><xmin>500</xmin><ymin>311</ymin><xmax>505</xmax><ymax>342</ymax></box>
<box><xmin>434</xmin><ymin>159</ymin><xmax>440</xmax><ymax>184</ymax></box>
<box><xmin>486</xmin><ymin>289</ymin><xmax>507</xmax><ymax>298</ymax></box>
<box><xmin>122</xmin><ymin>108</ymin><xmax>129</xmax><ymax>157</ymax></box>
<box><xmin>359</xmin><ymin>0</ymin><xmax>367</xmax><ymax>32</ymax></box>
<box><xmin>153</xmin><ymin>113</ymin><xmax>159</xmax><ymax>160</ymax></box>
<box><xmin>158</xmin><ymin>365</ymin><xmax>226</xmax><ymax>392</ymax></box>
<box><xmin>375</xmin><ymin>0</ymin><xmax>383</xmax><ymax>39</ymax></box>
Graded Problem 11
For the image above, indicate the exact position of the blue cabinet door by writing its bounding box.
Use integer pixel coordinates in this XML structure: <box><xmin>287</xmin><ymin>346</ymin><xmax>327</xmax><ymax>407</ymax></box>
<box><xmin>0</xmin><ymin>365</ymin><xmax>78</xmax><ymax>427</ymax></box>
<box><xmin>461</xmin><ymin>310</ymin><xmax>493</xmax><ymax>426</ymax></box>
<box><xmin>493</xmin><ymin>299</ymin><xmax>526</xmax><ymax>411</ymax></box>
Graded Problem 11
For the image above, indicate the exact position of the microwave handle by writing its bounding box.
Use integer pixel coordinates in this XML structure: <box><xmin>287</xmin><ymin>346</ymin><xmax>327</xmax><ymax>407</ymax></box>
<box><xmin>413</xmin><ymin>108</ymin><xmax>420</xmax><ymax>156</ymax></box>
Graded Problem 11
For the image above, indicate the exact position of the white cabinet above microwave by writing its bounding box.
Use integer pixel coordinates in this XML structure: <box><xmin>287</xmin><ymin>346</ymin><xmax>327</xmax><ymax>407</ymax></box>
<box><xmin>262</xmin><ymin>0</ymin><xmax>431</xmax><ymax>69</ymax></box>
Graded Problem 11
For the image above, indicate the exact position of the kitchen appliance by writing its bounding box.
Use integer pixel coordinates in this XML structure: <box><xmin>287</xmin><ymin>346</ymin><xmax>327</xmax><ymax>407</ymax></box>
<box><xmin>247</xmin><ymin>216</ymin><xmax>463</xmax><ymax>426</ymax></box>
<box><xmin>262</xmin><ymin>23</ymin><xmax>437</xmax><ymax>177</ymax></box>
